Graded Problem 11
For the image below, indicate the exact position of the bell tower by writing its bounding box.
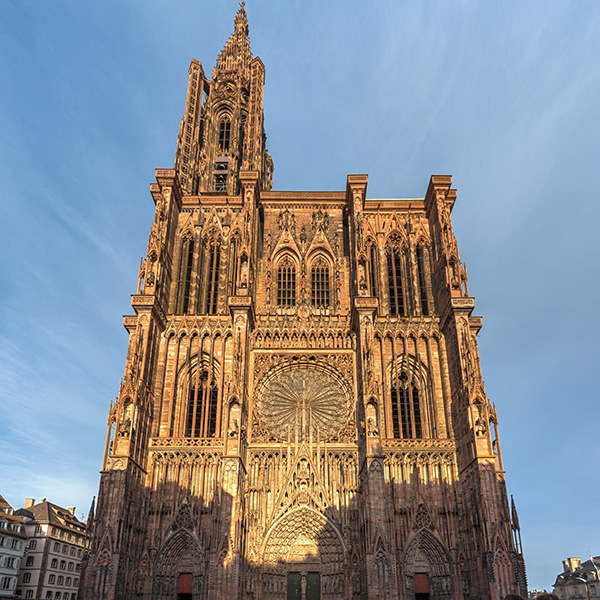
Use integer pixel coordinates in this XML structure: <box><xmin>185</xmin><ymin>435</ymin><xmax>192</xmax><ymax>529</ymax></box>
<box><xmin>174</xmin><ymin>2</ymin><xmax>273</xmax><ymax>196</ymax></box>
<box><xmin>81</xmin><ymin>5</ymin><xmax>526</xmax><ymax>600</ymax></box>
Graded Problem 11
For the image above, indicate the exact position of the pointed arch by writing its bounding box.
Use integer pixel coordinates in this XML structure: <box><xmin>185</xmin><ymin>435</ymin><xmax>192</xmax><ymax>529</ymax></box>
<box><xmin>275</xmin><ymin>252</ymin><xmax>298</xmax><ymax>307</ymax></box>
<box><xmin>262</xmin><ymin>506</ymin><xmax>346</xmax><ymax>576</ymax></box>
<box><xmin>403</xmin><ymin>529</ymin><xmax>453</xmax><ymax>600</ymax></box>
<box><xmin>385</xmin><ymin>232</ymin><xmax>408</xmax><ymax>316</ymax></box>
<box><xmin>155</xmin><ymin>527</ymin><xmax>204</xmax><ymax>599</ymax></box>
<box><xmin>388</xmin><ymin>354</ymin><xmax>432</xmax><ymax>439</ymax></box>
<box><xmin>309</xmin><ymin>253</ymin><xmax>332</xmax><ymax>308</ymax></box>
<box><xmin>198</xmin><ymin>233</ymin><xmax>222</xmax><ymax>314</ymax></box>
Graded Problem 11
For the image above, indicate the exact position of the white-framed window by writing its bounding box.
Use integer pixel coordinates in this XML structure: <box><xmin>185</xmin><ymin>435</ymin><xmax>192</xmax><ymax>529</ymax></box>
<box><xmin>1</xmin><ymin>576</ymin><xmax>13</xmax><ymax>590</ymax></box>
<box><xmin>29</xmin><ymin>540</ymin><xmax>37</xmax><ymax>549</ymax></box>
<box><xmin>49</xmin><ymin>575</ymin><xmax>55</xmax><ymax>584</ymax></box>
<box><xmin>45</xmin><ymin>592</ymin><xmax>52</xmax><ymax>599</ymax></box>
<box><xmin>26</xmin><ymin>591</ymin><xmax>34</xmax><ymax>599</ymax></box>
<box><xmin>23</xmin><ymin>573</ymin><xmax>31</xmax><ymax>583</ymax></box>
<box><xmin>54</xmin><ymin>542</ymin><xmax>60</xmax><ymax>552</ymax></box>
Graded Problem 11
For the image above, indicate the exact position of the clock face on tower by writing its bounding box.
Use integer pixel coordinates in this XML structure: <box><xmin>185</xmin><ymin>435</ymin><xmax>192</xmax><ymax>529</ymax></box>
<box><xmin>256</xmin><ymin>365</ymin><xmax>351</xmax><ymax>441</ymax></box>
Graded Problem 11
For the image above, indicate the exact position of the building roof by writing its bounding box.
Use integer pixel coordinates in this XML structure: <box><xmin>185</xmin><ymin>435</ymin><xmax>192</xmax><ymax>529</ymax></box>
<box><xmin>554</xmin><ymin>557</ymin><xmax>600</xmax><ymax>586</ymax></box>
<box><xmin>0</xmin><ymin>493</ymin><xmax>26</xmax><ymax>532</ymax></box>
<box><xmin>14</xmin><ymin>499</ymin><xmax>85</xmax><ymax>532</ymax></box>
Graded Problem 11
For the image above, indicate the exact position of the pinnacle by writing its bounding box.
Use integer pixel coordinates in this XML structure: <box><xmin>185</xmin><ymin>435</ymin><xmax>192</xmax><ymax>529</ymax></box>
<box><xmin>234</xmin><ymin>1</ymin><xmax>249</xmax><ymax>38</ymax></box>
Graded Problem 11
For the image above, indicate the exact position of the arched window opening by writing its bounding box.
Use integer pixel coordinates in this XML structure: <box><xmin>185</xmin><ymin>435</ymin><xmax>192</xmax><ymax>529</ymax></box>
<box><xmin>201</xmin><ymin>240</ymin><xmax>221</xmax><ymax>314</ymax></box>
<box><xmin>387</xmin><ymin>247</ymin><xmax>405</xmax><ymax>316</ymax></box>
<box><xmin>416</xmin><ymin>245</ymin><xmax>429</xmax><ymax>315</ymax></box>
<box><xmin>218</xmin><ymin>118</ymin><xmax>231</xmax><ymax>151</ymax></box>
<box><xmin>230</xmin><ymin>237</ymin><xmax>239</xmax><ymax>295</ymax></box>
<box><xmin>277</xmin><ymin>257</ymin><xmax>296</xmax><ymax>307</ymax></box>
<box><xmin>311</xmin><ymin>259</ymin><xmax>330</xmax><ymax>307</ymax></box>
<box><xmin>185</xmin><ymin>371</ymin><xmax>219</xmax><ymax>438</ymax></box>
<box><xmin>391</xmin><ymin>370</ymin><xmax>423</xmax><ymax>439</ymax></box>
<box><xmin>178</xmin><ymin>238</ymin><xmax>194</xmax><ymax>314</ymax></box>
<box><xmin>369</xmin><ymin>244</ymin><xmax>378</xmax><ymax>297</ymax></box>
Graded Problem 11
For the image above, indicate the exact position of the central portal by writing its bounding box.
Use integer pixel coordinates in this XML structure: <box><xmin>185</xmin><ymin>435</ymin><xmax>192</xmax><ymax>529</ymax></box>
<box><xmin>286</xmin><ymin>572</ymin><xmax>321</xmax><ymax>600</ymax></box>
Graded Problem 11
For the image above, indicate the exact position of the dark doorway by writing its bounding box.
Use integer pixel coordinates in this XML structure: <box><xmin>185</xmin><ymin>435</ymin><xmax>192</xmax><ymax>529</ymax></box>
<box><xmin>287</xmin><ymin>572</ymin><xmax>302</xmax><ymax>600</ymax></box>
<box><xmin>177</xmin><ymin>572</ymin><xmax>193</xmax><ymax>600</ymax></box>
<box><xmin>415</xmin><ymin>572</ymin><xmax>430</xmax><ymax>600</ymax></box>
<box><xmin>306</xmin><ymin>572</ymin><xmax>321</xmax><ymax>600</ymax></box>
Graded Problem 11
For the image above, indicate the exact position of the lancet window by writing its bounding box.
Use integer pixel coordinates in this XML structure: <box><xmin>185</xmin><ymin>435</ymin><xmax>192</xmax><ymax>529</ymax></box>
<box><xmin>178</xmin><ymin>236</ymin><xmax>195</xmax><ymax>314</ymax></box>
<box><xmin>277</xmin><ymin>256</ymin><xmax>296</xmax><ymax>307</ymax></box>
<box><xmin>387</xmin><ymin>245</ymin><xmax>406</xmax><ymax>316</ymax></box>
<box><xmin>390</xmin><ymin>368</ymin><xmax>423</xmax><ymax>439</ymax></box>
<box><xmin>416</xmin><ymin>245</ymin><xmax>429</xmax><ymax>315</ymax></box>
<box><xmin>311</xmin><ymin>257</ymin><xmax>330</xmax><ymax>307</ymax></box>
<box><xmin>229</xmin><ymin>236</ymin><xmax>240</xmax><ymax>295</ymax></box>
<box><xmin>368</xmin><ymin>243</ymin><xmax>378</xmax><ymax>297</ymax></box>
<box><xmin>218</xmin><ymin>118</ymin><xmax>231</xmax><ymax>151</ymax></box>
<box><xmin>184</xmin><ymin>371</ymin><xmax>219</xmax><ymax>438</ymax></box>
<box><xmin>199</xmin><ymin>238</ymin><xmax>221</xmax><ymax>314</ymax></box>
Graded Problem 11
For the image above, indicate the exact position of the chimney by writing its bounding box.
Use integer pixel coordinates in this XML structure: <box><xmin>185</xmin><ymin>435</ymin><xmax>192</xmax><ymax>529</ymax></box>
<box><xmin>67</xmin><ymin>507</ymin><xmax>76</xmax><ymax>516</ymax></box>
<box><xmin>40</xmin><ymin>498</ymin><xmax>46</xmax><ymax>503</ymax></box>
<box><xmin>24</xmin><ymin>499</ymin><xmax>35</xmax><ymax>508</ymax></box>
<box><xmin>563</xmin><ymin>558</ymin><xmax>581</xmax><ymax>573</ymax></box>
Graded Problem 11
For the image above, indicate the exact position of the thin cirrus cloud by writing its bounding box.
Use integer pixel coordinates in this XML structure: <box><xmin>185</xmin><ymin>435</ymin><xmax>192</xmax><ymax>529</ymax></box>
<box><xmin>1</xmin><ymin>0</ymin><xmax>599</xmax><ymax>591</ymax></box>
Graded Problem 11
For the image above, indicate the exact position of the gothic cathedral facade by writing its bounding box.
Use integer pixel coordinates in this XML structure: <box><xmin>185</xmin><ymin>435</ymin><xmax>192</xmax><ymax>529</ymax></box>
<box><xmin>82</xmin><ymin>6</ymin><xmax>527</xmax><ymax>600</ymax></box>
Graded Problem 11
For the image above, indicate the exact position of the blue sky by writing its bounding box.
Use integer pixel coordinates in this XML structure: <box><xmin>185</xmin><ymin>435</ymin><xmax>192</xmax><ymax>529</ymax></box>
<box><xmin>1</xmin><ymin>0</ymin><xmax>599</xmax><ymax>591</ymax></box>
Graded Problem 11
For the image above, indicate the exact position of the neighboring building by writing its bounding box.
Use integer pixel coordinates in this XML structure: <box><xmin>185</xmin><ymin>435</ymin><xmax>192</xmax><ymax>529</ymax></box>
<box><xmin>15</xmin><ymin>499</ymin><xmax>85</xmax><ymax>600</ymax></box>
<box><xmin>554</xmin><ymin>556</ymin><xmax>600</xmax><ymax>600</ymax></box>
<box><xmin>81</xmin><ymin>5</ymin><xmax>527</xmax><ymax>600</ymax></box>
<box><xmin>0</xmin><ymin>495</ymin><xmax>26</xmax><ymax>598</ymax></box>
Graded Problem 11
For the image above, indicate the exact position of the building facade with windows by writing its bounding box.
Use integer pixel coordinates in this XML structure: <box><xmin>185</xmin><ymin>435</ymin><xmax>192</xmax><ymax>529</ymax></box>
<box><xmin>0</xmin><ymin>495</ymin><xmax>26</xmax><ymax>598</ymax></box>
<box><xmin>553</xmin><ymin>556</ymin><xmax>600</xmax><ymax>600</ymax></box>
<box><xmin>81</xmin><ymin>5</ymin><xmax>527</xmax><ymax>600</ymax></box>
<box><xmin>15</xmin><ymin>500</ymin><xmax>85</xmax><ymax>600</ymax></box>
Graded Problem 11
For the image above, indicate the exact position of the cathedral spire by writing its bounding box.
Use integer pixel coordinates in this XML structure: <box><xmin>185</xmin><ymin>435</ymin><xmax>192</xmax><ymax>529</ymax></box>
<box><xmin>213</xmin><ymin>1</ymin><xmax>252</xmax><ymax>78</ymax></box>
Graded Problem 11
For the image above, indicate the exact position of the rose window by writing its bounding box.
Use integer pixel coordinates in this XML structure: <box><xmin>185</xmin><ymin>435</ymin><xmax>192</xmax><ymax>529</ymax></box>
<box><xmin>257</xmin><ymin>367</ymin><xmax>350</xmax><ymax>440</ymax></box>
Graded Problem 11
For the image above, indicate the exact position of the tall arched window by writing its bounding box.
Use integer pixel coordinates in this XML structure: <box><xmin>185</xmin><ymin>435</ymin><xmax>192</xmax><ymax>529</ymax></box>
<box><xmin>185</xmin><ymin>372</ymin><xmax>219</xmax><ymax>438</ymax></box>
<box><xmin>218</xmin><ymin>118</ymin><xmax>231</xmax><ymax>151</ymax></box>
<box><xmin>229</xmin><ymin>236</ymin><xmax>239</xmax><ymax>296</ymax></box>
<box><xmin>368</xmin><ymin>244</ymin><xmax>378</xmax><ymax>297</ymax></box>
<box><xmin>178</xmin><ymin>237</ymin><xmax>194</xmax><ymax>314</ymax></box>
<box><xmin>311</xmin><ymin>258</ymin><xmax>330</xmax><ymax>307</ymax></box>
<box><xmin>387</xmin><ymin>247</ymin><xmax>405</xmax><ymax>316</ymax></box>
<box><xmin>200</xmin><ymin>239</ymin><xmax>221</xmax><ymax>314</ymax></box>
<box><xmin>277</xmin><ymin>257</ymin><xmax>296</xmax><ymax>307</ymax></box>
<box><xmin>416</xmin><ymin>245</ymin><xmax>429</xmax><ymax>315</ymax></box>
<box><xmin>390</xmin><ymin>370</ymin><xmax>422</xmax><ymax>439</ymax></box>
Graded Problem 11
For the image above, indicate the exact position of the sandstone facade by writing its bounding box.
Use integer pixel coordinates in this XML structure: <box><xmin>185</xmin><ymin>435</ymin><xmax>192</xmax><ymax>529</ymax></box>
<box><xmin>81</xmin><ymin>5</ymin><xmax>527</xmax><ymax>599</ymax></box>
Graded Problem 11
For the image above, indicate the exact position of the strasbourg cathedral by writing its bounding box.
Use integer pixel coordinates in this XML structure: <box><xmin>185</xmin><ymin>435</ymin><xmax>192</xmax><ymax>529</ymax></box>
<box><xmin>82</xmin><ymin>5</ymin><xmax>527</xmax><ymax>600</ymax></box>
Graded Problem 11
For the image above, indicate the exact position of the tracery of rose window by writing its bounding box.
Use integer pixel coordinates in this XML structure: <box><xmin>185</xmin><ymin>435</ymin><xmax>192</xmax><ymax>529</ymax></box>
<box><xmin>257</xmin><ymin>367</ymin><xmax>350</xmax><ymax>441</ymax></box>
